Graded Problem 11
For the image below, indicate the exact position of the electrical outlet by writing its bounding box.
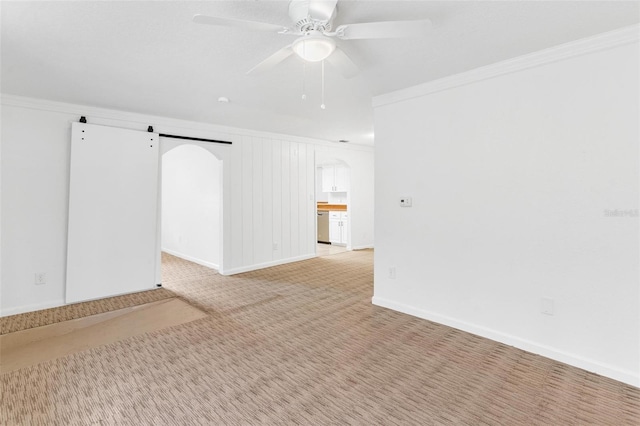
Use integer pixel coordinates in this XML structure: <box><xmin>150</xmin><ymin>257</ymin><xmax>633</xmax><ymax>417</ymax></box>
<box><xmin>273</xmin><ymin>242</ymin><xmax>279</xmax><ymax>251</ymax></box>
<box><xmin>388</xmin><ymin>267</ymin><xmax>396</xmax><ymax>279</ymax></box>
<box><xmin>35</xmin><ymin>273</ymin><xmax>47</xmax><ymax>285</ymax></box>
<box><xmin>541</xmin><ymin>298</ymin><xmax>554</xmax><ymax>315</ymax></box>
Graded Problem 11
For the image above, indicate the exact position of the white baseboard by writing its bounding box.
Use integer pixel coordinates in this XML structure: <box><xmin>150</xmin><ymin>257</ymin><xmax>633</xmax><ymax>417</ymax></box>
<box><xmin>371</xmin><ymin>296</ymin><xmax>639</xmax><ymax>388</ymax></box>
<box><xmin>220</xmin><ymin>254</ymin><xmax>315</xmax><ymax>275</ymax></box>
<box><xmin>351</xmin><ymin>244</ymin><xmax>374</xmax><ymax>250</ymax></box>
<box><xmin>162</xmin><ymin>248</ymin><xmax>218</xmax><ymax>270</ymax></box>
<box><xmin>0</xmin><ymin>299</ymin><xmax>66</xmax><ymax>317</ymax></box>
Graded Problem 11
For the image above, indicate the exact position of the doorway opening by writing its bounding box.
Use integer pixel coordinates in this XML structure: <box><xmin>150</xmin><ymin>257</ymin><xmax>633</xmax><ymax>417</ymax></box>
<box><xmin>315</xmin><ymin>157</ymin><xmax>350</xmax><ymax>257</ymax></box>
<box><xmin>160</xmin><ymin>144</ymin><xmax>222</xmax><ymax>277</ymax></box>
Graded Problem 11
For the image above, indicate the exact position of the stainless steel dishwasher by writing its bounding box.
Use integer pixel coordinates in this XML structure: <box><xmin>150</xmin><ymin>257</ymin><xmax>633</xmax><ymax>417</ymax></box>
<box><xmin>317</xmin><ymin>211</ymin><xmax>330</xmax><ymax>243</ymax></box>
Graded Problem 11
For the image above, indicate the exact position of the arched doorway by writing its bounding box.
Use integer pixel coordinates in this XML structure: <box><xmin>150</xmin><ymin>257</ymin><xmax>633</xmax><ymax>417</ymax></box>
<box><xmin>160</xmin><ymin>144</ymin><xmax>222</xmax><ymax>272</ymax></box>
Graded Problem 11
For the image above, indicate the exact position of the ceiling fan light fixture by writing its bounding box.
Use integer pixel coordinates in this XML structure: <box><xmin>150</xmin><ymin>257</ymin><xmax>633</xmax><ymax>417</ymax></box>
<box><xmin>292</xmin><ymin>32</ymin><xmax>336</xmax><ymax>62</ymax></box>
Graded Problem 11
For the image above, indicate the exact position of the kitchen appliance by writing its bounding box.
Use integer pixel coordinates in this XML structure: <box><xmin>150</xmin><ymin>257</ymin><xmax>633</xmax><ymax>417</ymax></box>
<box><xmin>317</xmin><ymin>211</ymin><xmax>330</xmax><ymax>243</ymax></box>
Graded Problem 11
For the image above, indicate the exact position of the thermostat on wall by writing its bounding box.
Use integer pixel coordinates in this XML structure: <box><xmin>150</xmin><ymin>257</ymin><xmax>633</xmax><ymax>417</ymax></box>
<box><xmin>400</xmin><ymin>197</ymin><xmax>412</xmax><ymax>207</ymax></box>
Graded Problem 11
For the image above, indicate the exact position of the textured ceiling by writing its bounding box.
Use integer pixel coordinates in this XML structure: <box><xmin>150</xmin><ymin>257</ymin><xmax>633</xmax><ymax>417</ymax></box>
<box><xmin>2</xmin><ymin>1</ymin><xmax>639</xmax><ymax>145</ymax></box>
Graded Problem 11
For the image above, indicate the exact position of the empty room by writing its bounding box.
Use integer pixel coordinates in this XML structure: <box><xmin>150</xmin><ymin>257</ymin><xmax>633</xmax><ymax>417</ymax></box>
<box><xmin>1</xmin><ymin>1</ymin><xmax>639</xmax><ymax>424</ymax></box>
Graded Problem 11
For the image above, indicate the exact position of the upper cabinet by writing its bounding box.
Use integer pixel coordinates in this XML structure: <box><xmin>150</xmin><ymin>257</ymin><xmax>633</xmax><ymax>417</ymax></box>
<box><xmin>321</xmin><ymin>165</ymin><xmax>348</xmax><ymax>192</ymax></box>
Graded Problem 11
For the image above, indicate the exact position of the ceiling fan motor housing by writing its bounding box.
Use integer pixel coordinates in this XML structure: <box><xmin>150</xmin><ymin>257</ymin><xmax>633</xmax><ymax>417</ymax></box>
<box><xmin>289</xmin><ymin>0</ymin><xmax>336</xmax><ymax>33</ymax></box>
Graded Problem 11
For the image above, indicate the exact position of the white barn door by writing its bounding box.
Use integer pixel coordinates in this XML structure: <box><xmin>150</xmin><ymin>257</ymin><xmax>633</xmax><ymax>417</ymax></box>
<box><xmin>66</xmin><ymin>123</ymin><xmax>160</xmax><ymax>303</ymax></box>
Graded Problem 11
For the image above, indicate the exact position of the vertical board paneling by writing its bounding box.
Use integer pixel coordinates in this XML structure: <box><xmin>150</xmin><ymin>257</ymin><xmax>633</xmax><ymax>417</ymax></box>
<box><xmin>281</xmin><ymin>141</ymin><xmax>291</xmax><ymax>259</ymax></box>
<box><xmin>252</xmin><ymin>138</ymin><xmax>264</xmax><ymax>264</ymax></box>
<box><xmin>289</xmin><ymin>142</ymin><xmax>300</xmax><ymax>256</ymax></box>
<box><xmin>241</xmin><ymin>136</ymin><xmax>254</xmax><ymax>266</ymax></box>
<box><xmin>262</xmin><ymin>138</ymin><xmax>273</xmax><ymax>263</ymax></box>
<box><xmin>298</xmin><ymin>143</ymin><xmax>307</xmax><ymax>255</ymax></box>
<box><xmin>230</xmin><ymin>136</ymin><xmax>244</xmax><ymax>268</ymax></box>
<box><xmin>225</xmin><ymin>136</ymin><xmax>332</xmax><ymax>273</ymax></box>
<box><xmin>272</xmin><ymin>140</ymin><xmax>283</xmax><ymax>261</ymax></box>
<box><xmin>307</xmin><ymin>146</ymin><xmax>316</xmax><ymax>254</ymax></box>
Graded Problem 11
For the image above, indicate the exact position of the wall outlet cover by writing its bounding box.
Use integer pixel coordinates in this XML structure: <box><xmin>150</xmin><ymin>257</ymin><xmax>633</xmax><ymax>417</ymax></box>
<box><xmin>35</xmin><ymin>273</ymin><xmax>47</xmax><ymax>285</ymax></box>
<box><xmin>388</xmin><ymin>267</ymin><xmax>396</xmax><ymax>279</ymax></box>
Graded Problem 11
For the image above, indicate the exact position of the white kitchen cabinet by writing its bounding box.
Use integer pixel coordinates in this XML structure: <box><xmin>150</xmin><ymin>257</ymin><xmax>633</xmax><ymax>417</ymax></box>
<box><xmin>329</xmin><ymin>211</ymin><xmax>348</xmax><ymax>245</ymax></box>
<box><xmin>334</xmin><ymin>166</ymin><xmax>348</xmax><ymax>191</ymax></box>
<box><xmin>322</xmin><ymin>165</ymin><xmax>348</xmax><ymax>192</ymax></box>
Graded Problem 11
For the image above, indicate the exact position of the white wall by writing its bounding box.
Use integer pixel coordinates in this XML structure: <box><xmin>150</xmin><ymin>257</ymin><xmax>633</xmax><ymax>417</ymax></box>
<box><xmin>0</xmin><ymin>95</ymin><xmax>374</xmax><ymax>315</ymax></box>
<box><xmin>162</xmin><ymin>144</ymin><xmax>221</xmax><ymax>269</ymax></box>
<box><xmin>316</xmin><ymin>167</ymin><xmax>329</xmax><ymax>202</ymax></box>
<box><xmin>373</xmin><ymin>27</ymin><xmax>639</xmax><ymax>386</ymax></box>
<box><xmin>1</xmin><ymin>106</ymin><xmax>73</xmax><ymax>314</ymax></box>
<box><xmin>226</xmin><ymin>135</ymin><xmax>317</xmax><ymax>273</ymax></box>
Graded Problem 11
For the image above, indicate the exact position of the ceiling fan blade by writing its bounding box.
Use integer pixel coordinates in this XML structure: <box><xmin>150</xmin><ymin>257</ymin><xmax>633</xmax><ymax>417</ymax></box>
<box><xmin>193</xmin><ymin>14</ymin><xmax>293</xmax><ymax>33</ymax></box>
<box><xmin>325</xmin><ymin>47</ymin><xmax>359</xmax><ymax>79</ymax></box>
<box><xmin>289</xmin><ymin>0</ymin><xmax>338</xmax><ymax>24</ymax></box>
<box><xmin>247</xmin><ymin>45</ymin><xmax>294</xmax><ymax>75</ymax></box>
<box><xmin>335</xmin><ymin>19</ymin><xmax>432</xmax><ymax>40</ymax></box>
<box><xmin>308</xmin><ymin>0</ymin><xmax>338</xmax><ymax>20</ymax></box>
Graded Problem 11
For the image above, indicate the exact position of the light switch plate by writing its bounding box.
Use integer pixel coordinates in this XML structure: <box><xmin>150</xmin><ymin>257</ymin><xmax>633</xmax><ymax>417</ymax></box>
<box><xmin>400</xmin><ymin>197</ymin><xmax>412</xmax><ymax>207</ymax></box>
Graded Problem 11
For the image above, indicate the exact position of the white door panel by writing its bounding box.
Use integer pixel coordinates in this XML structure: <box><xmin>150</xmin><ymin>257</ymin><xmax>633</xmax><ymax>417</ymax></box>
<box><xmin>66</xmin><ymin>123</ymin><xmax>159</xmax><ymax>303</ymax></box>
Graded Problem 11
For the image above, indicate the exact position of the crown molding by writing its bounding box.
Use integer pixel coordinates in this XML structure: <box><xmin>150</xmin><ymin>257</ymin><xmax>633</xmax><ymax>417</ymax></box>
<box><xmin>373</xmin><ymin>24</ymin><xmax>640</xmax><ymax>108</ymax></box>
<box><xmin>0</xmin><ymin>94</ymin><xmax>373</xmax><ymax>152</ymax></box>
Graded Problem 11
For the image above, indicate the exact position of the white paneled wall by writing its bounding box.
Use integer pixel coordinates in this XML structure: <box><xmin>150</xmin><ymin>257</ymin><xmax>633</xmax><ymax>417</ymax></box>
<box><xmin>225</xmin><ymin>136</ymin><xmax>316</xmax><ymax>274</ymax></box>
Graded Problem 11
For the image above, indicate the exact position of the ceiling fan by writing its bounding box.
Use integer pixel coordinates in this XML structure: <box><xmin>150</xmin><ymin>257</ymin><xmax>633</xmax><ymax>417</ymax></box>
<box><xmin>193</xmin><ymin>0</ymin><xmax>432</xmax><ymax>78</ymax></box>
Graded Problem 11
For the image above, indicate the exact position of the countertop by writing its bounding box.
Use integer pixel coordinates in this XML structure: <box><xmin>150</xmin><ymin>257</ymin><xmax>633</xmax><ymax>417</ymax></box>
<box><xmin>317</xmin><ymin>202</ymin><xmax>347</xmax><ymax>212</ymax></box>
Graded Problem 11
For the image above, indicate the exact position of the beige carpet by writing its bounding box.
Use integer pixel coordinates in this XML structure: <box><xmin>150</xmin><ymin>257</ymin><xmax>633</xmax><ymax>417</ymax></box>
<box><xmin>0</xmin><ymin>287</ymin><xmax>175</xmax><ymax>335</ymax></box>
<box><xmin>0</xmin><ymin>298</ymin><xmax>207</xmax><ymax>374</ymax></box>
<box><xmin>1</xmin><ymin>250</ymin><xmax>638</xmax><ymax>425</ymax></box>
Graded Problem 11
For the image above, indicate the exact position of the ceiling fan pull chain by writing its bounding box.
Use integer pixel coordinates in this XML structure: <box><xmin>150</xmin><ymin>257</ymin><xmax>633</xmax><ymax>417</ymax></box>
<box><xmin>302</xmin><ymin>61</ymin><xmax>307</xmax><ymax>100</ymax></box>
<box><xmin>320</xmin><ymin>60</ymin><xmax>326</xmax><ymax>110</ymax></box>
